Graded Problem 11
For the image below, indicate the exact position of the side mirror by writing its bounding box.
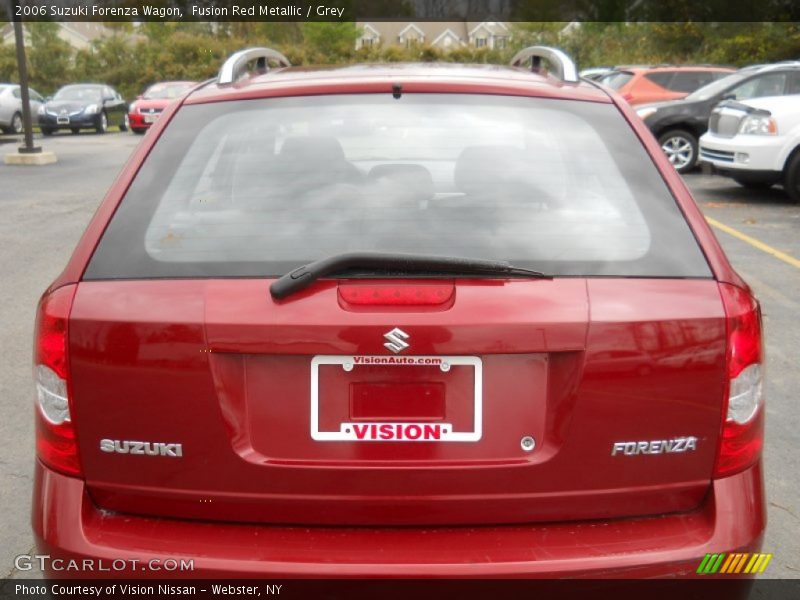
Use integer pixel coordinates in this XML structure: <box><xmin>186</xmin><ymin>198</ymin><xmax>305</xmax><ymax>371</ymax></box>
<box><xmin>103</xmin><ymin>96</ymin><xmax>115</xmax><ymax>103</ymax></box>
<box><xmin>721</xmin><ymin>92</ymin><xmax>736</xmax><ymax>101</ymax></box>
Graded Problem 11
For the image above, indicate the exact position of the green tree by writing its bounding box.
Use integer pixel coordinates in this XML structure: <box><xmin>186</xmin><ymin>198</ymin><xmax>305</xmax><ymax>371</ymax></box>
<box><xmin>301</xmin><ymin>22</ymin><xmax>360</xmax><ymax>63</ymax></box>
<box><xmin>26</xmin><ymin>23</ymin><xmax>74</xmax><ymax>94</ymax></box>
<box><xmin>0</xmin><ymin>42</ymin><xmax>17</xmax><ymax>82</ymax></box>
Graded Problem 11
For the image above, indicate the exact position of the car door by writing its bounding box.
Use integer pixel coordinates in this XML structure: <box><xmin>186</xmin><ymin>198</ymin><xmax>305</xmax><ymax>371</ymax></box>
<box><xmin>785</xmin><ymin>71</ymin><xmax>800</xmax><ymax>95</ymax></box>
<box><xmin>27</xmin><ymin>87</ymin><xmax>43</xmax><ymax>122</ymax></box>
<box><xmin>728</xmin><ymin>71</ymin><xmax>788</xmax><ymax>102</ymax></box>
<box><xmin>0</xmin><ymin>87</ymin><xmax>13</xmax><ymax>125</ymax></box>
<box><xmin>112</xmin><ymin>88</ymin><xmax>127</xmax><ymax>124</ymax></box>
<box><xmin>638</xmin><ymin>71</ymin><xmax>680</xmax><ymax>104</ymax></box>
<box><xmin>102</xmin><ymin>86</ymin><xmax>123</xmax><ymax>124</ymax></box>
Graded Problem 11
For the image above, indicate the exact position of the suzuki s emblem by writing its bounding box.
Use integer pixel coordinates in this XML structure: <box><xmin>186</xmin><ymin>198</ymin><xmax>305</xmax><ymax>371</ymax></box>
<box><xmin>383</xmin><ymin>327</ymin><xmax>410</xmax><ymax>354</ymax></box>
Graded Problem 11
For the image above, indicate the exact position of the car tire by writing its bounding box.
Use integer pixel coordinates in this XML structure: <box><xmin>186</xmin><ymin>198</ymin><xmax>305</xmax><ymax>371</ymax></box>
<box><xmin>120</xmin><ymin>114</ymin><xmax>129</xmax><ymax>132</ymax></box>
<box><xmin>733</xmin><ymin>178</ymin><xmax>773</xmax><ymax>191</ymax></box>
<box><xmin>658</xmin><ymin>129</ymin><xmax>698</xmax><ymax>174</ymax></box>
<box><xmin>10</xmin><ymin>112</ymin><xmax>23</xmax><ymax>134</ymax></box>
<box><xmin>95</xmin><ymin>112</ymin><xmax>108</xmax><ymax>134</ymax></box>
<box><xmin>784</xmin><ymin>152</ymin><xmax>800</xmax><ymax>203</ymax></box>
<box><xmin>41</xmin><ymin>127</ymin><xmax>54</xmax><ymax>136</ymax></box>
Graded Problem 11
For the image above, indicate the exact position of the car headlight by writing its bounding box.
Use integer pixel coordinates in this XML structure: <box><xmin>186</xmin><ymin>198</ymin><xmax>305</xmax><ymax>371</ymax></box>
<box><xmin>84</xmin><ymin>104</ymin><xmax>98</xmax><ymax>115</ymax></box>
<box><xmin>636</xmin><ymin>107</ymin><xmax>658</xmax><ymax>120</ymax></box>
<box><xmin>37</xmin><ymin>105</ymin><xmax>45</xmax><ymax>115</ymax></box>
<box><xmin>738</xmin><ymin>115</ymin><xmax>777</xmax><ymax>136</ymax></box>
<box><xmin>128</xmin><ymin>102</ymin><xmax>137</xmax><ymax>113</ymax></box>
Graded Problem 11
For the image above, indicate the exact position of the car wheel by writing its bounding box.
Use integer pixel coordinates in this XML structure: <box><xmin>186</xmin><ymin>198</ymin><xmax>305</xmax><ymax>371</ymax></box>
<box><xmin>120</xmin><ymin>114</ymin><xmax>129</xmax><ymax>132</ymax></box>
<box><xmin>10</xmin><ymin>112</ymin><xmax>23</xmax><ymax>134</ymax></box>
<box><xmin>733</xmin><ymin>178</ymin><xmax>773</xmax><ymax>191</ymax></box>
<box><xmin>784</xmin><ymin>152</ymin><xmax>800</xmax><ymax>203</ymax></box>
<box><xmin>71</xmin><ymin>128</ymin><xmax>80</xmax><ymax>135</ymax></box>
<box><xmin>658</xmin><ymin>129</ymin><xmax>698</xmax><ymax>174</ymax></box>
<box><xmin>95</xmin><ymin>112</ymin><xmax>108</xmax><ymax>134</ymax></box>
<box><xmin>41</xmin><ymin>127</ymin><xmax>54</xmax><ymax>136</ymax></box>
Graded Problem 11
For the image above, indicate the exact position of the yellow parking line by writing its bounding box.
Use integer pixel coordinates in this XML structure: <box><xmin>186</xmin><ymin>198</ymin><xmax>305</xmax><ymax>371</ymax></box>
<box><xmin>759</xmin><ymin>554</ymin><xmax>773</xmax><ymax>573</ymax></box>
<box><xmin>744</xmin><ymin>554</ymin><xmax>760</xmax><ymax>573</ymax></box>
<box><xmin>706</xmin><ymin>217</ymin><xmax>800</xmax><ymax>269</ymax></box>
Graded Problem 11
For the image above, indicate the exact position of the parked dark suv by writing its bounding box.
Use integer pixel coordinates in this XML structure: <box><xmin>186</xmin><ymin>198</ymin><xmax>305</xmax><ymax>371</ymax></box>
<box><xmin>636</xmin><ymin>62</ymin><xmax>800</xmax><ymax>172</ymax></box>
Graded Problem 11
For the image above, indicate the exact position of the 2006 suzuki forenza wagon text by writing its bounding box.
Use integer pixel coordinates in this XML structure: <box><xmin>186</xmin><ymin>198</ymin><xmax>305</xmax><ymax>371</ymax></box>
<box><xmin>32</xmin><ymin>47</ymin><xmax>766</xmax><ymax>578</ymax></box>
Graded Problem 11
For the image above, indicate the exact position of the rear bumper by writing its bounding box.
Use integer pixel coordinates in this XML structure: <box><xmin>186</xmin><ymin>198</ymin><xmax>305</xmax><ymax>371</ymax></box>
<box><xmin>32</xmin><ymin>460</ymin><xmax>765</xmax><ymax>578</ymax></box>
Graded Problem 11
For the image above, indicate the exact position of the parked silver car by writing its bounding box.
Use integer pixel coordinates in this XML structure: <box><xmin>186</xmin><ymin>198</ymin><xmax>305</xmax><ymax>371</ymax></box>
<box><xmin>0</xmin><ymin>83</ymin><xmax>44</xmax><ymax>134</ymax></box>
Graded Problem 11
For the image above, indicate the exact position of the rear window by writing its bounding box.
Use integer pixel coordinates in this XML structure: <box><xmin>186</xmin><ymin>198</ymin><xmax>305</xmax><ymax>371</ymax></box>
<box><xmin>85</xmin><ymin>94</ymin><xmax>711</xmax><ymax>279</ymax></box>
<box><xmin>599</xmin><ymin>71</ymin><xmax>634</xmax><ymax>90</ymax></box>
<box><xmin>644</xmin><ymin>72</ymin><xmax>675</xmax><ymax>88</ymax></box>
<box><xmin>669</xmin><ymin>71</ymin><xmax>716</xmax><ymax>93</ymax></box>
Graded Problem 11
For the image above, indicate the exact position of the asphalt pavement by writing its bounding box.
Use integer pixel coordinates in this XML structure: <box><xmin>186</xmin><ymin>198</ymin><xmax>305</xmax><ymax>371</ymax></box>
<box><xmin>0</xmin><ymin>132</ymin><xmax>797</xmax><ymax>579</ymax></box>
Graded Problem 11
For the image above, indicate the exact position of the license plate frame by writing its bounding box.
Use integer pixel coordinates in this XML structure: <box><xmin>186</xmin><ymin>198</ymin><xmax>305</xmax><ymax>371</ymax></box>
<box><xmin>310</xmin><ymin>355</ymin><xmax>482</xmax><ymax>442</ymax></box>
<box><xmin>144</xmin><ymin>114</ymin><xmax>158</xmax><ymax>124</ymax></box>
<box><xmin>56</xmin><ymin>117</ymin><xmax>69</xmax><ymax>125</ymax></box>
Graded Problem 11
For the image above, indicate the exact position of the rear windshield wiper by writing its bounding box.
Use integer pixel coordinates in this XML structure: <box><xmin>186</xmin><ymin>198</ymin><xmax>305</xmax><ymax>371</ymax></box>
<box><xmin>270</xmin><ymin>252</ymin><xmax>550</xmax><ymax>299</ymax></box>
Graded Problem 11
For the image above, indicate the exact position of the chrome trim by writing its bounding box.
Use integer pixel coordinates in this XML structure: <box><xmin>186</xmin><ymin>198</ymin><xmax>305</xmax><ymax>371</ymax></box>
<box><xmin>700</xmin><ymin>147</ymin><xmax>735</xmax><ymax>163</ymax></box>
<box><xmin>510</xmin><ymin>46</ymin><xmax>579</xmax><ymax>83</ymax></box>
<box><xmin>310</xmin><ymin>355</ymin><xmax>483</xmax><ymax>443</ymax></box>
<box><xmin>217</xmin><ymin>47</ymin><xmax>291</xmax><ymax>85</ymax></box>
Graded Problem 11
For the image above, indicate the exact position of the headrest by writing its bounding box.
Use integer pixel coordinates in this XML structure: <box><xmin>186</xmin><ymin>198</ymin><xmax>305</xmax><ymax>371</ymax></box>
<box><xmin>368</xmin><ymin>164</ymin><xmax>434</xmax><ymax>202</ymax></box>
<box><xmin>279</xmin><ymin>136</ymin><xmax>346</xmax><ymax>163</ymax></box>
<box><xmin>454</xmin><ymin>145</ymin><xmax>537</xmax><ymax>197</ymax></box>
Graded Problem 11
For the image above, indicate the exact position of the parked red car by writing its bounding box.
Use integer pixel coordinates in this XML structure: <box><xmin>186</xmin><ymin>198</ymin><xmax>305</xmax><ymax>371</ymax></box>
<box><xmin>33</xmin><ymin>47</ymin><xmax>765</xmax><ymax>579</ymax></box>
<box><xmin>127</xmin><ymin>81</ymin><xmax>196</xmax><ymax>134</ymax></box>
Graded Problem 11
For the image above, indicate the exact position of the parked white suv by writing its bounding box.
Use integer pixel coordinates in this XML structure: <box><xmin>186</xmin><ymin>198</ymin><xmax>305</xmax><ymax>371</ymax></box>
<box><xmin>699</xmin><ymin>95</ymin><xmax>800</xmax><ymax>201</ymax></box>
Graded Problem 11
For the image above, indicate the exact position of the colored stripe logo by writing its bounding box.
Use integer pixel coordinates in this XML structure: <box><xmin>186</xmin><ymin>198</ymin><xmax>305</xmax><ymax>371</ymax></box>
<box><xmin>697</xmin><ymin>553</ymin><xmax>772</xmax><ymax>574</ymax></box>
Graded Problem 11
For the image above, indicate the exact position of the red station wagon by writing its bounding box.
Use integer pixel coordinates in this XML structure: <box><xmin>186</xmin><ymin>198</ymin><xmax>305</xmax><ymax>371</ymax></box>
<box><xmin>32</xmin><ymin>47</ymin><xmax>766</xmax><ymax>579</ymax></box>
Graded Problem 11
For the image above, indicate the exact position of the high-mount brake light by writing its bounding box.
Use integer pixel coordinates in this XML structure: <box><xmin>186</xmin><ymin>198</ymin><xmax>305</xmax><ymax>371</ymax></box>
<box><xmin>33</xmin><ymin>284</ymin><xmax>81</xmax><ymax>477</ymax></box>
<box><xmin>715</xmin><ymin>283</ymin><xmax>764</xmax><ymax>479</ymax></box>
<box><xmin>338</xmin><ymin>282</ymin><xmax>455</xmax><ymax>306</ymax></box>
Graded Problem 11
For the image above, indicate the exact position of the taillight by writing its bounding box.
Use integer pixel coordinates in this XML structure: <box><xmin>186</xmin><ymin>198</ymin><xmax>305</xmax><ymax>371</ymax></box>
<box><xmin>715</xmin><ymin>283</ymin><xmax>764</xmax><ymax>478</ymax></box>
<box><xmin>33</xmin><ymin>284</ymin><xmax>81</xmax><ymax>478</ymax></box>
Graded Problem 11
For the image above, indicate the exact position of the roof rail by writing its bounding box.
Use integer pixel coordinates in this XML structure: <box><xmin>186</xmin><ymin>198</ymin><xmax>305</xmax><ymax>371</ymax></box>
<box><xmin>218</xmin><ymin>47</ymin><xmax>291</xmax><ymax>85</ymax></box>
<box><xmin>509</xmin><ymin>46</ymin><xmax>579</xmax><ymax>83</ymax></box>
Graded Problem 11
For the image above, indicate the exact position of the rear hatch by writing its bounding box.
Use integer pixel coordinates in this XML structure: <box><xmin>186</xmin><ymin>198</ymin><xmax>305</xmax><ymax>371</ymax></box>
<box><xmin>69</xmin><ymin>277</ymin><xmax>726</xmax><ymax>525</ymax></box>
<box><xmin>68</xmin><ymin>90</ymin><xmax>723</xmax><ymax>525</ymax></box>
